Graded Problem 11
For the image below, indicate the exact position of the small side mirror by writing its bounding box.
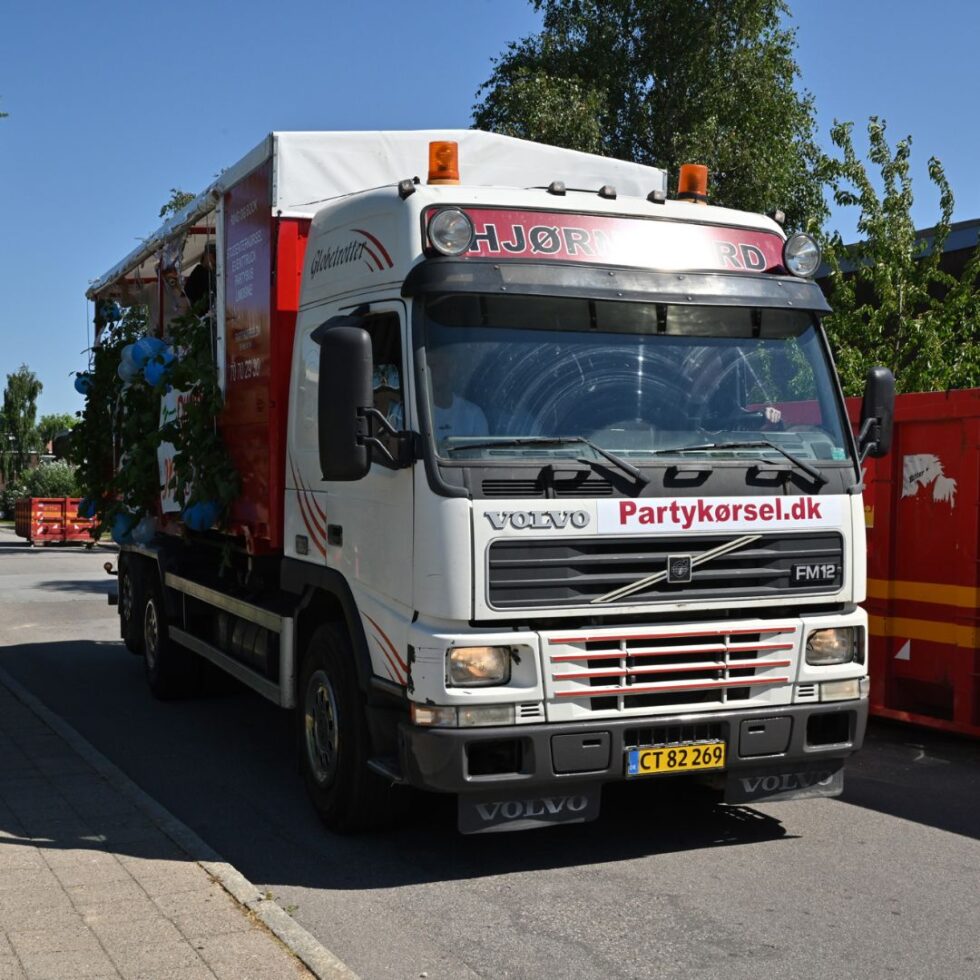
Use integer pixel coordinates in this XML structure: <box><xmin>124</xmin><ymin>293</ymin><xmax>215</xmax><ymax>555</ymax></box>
<box><xmin>314</xmin><ymin>322</ymin><xmax>373</xmax><ymax>481</ymax></box>
<box><xmin>858</xmin><ymin>366</ymin><xmax>895</xmax><ymax>460</ymax></box>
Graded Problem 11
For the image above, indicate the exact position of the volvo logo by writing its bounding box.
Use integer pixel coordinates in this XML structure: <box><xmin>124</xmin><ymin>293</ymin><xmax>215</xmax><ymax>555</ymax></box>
<box><xmin>485</xmin><ymin>510</ymin><xmax>591</xmax><ymax>531</ymax></box>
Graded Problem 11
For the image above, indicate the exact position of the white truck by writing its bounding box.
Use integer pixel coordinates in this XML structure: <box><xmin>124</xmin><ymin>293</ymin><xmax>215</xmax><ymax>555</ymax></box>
<box><xmin>87</xmin><ymin>131</ymin><xmax>893</xmax><ymax>833</ymax></box>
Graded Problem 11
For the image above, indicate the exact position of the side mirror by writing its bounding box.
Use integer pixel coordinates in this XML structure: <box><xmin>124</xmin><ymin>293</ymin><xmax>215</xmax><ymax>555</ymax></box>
<box><xmin>858</xmin><ymin>366</ymin><xmax>895</xmax><ymax>460</ymax></box>
<box><xmin>313</xmin><ymin>322</ymin><xmax>373</xmax><ymax>481</ymax></box>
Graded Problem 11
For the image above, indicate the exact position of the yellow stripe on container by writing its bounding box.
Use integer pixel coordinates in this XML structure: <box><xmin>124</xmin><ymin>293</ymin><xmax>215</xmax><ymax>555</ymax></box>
<box><xmin>867</xmin><ymin>615</ymin><xmax>979</xmax><ymax>649</ymax></box>
<box><xmin>867</xmin><ymin>579</ymin><xmax>980</xmax><ymax>609</ymax></box>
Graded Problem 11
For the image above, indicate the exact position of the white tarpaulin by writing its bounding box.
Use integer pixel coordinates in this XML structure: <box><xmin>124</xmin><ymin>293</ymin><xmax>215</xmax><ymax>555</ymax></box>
<box><xmin>89</xmin><ymin>130</ymin><xmax>667</xmax><ymax>298</ymax></box>
<box><xmin>270</xmin><ymin>130</ymin><xmax>667</xmax><ymax>215</ymax></box>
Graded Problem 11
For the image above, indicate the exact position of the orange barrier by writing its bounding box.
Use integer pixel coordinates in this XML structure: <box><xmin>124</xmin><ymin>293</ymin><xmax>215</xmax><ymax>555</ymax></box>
<box><xmin>13</xmin><ymin>497</ymin><xmax>97</xmax><ymax>546</ymax></box>
<box><xmin>849</xmin><ymin>389</ymin><xmax>980</xmax><ymax>738</ymax></box>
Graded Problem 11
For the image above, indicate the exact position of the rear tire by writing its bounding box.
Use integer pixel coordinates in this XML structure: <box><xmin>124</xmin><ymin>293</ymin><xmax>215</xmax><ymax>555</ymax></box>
<box><xmin>118</xmin><ymin>557</ymin><xmax>144</xmax><ymax>655</ymax></box>
<box><xmin>142</xmin><ymin>576</ymin><xmax>194</xmax><ymax>700</ymax></box>
<box><xmin>298</xmin><ymin>624</ymin><xmax>391</xmax><ymax>833</ymax></box>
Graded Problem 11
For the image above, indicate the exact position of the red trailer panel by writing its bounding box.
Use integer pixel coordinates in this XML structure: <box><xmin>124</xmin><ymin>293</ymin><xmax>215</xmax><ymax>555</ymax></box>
<box><xmin>14</xmin><ymin>497</ymin><xmax>97</xmax><ymax>545</ymax></box>
<box><xmin>210</xmin><ymin>163</ymin><xmax>309</xmax><ymax>555</ymax></box>
<box><xmin>849</xmin><ymin>389</ymin><xmax>980</xmax><ymax>738</ymax></box>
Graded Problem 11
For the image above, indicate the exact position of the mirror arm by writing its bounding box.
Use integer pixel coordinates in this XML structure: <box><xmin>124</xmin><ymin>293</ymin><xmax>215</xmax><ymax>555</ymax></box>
<box><xmin>856</xmin><ymin>416</ymin><xmax>876</xmax><ymax>463</ymax></box>
<box><xmin>359</xmin><ymin>435</ymin><xmax>396</xmax><ymax>465</ymax></box>
<box><xmin>361</xmin><ymin>406</ymin><xmax>400</xmax><ymax>437</ymax></box>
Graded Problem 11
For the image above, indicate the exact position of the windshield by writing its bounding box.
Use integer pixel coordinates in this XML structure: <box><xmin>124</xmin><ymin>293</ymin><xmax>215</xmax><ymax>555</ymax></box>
<box><xmin>420</xmin><ymin>295</ymin><xmax>851</xmax><ymax>465</ymax></box>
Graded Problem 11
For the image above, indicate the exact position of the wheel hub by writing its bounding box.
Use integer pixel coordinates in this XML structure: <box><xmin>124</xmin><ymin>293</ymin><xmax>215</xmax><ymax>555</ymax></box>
<box><xmin>305</xmin><ymin>669</ymin><xmax>340</xmax><ymax>785</ymax></box>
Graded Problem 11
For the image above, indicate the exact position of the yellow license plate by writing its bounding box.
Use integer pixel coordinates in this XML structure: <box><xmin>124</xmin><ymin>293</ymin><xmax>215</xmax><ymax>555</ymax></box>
<box><xmin>626</xmin><ymin>741</ymin><xmax>726</xmax><ymax>777</ymax></box>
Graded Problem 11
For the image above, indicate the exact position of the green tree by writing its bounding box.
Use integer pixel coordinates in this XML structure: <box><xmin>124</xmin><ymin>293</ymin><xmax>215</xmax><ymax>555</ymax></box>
<box><xmin>474</xmin><ymin>0</ymin><xmax>825</xmax><ymax>229</ymax></box>
<box><xmin>38</xmin><ymin>413</ymin><xmax>77</xmax><ymax>451</ymax></box>
<box><xmin>819</xmin><ymin>118</ymin><xmax>980</xmax><ymax>395</ymax></box>
<box><xmin>1</xmin><ymin>365</ymin><xmax>43</xmax><ymax>481</ymax></box>
<box><xmin>159</xmin><ymin>188</ymin><xmax>195</xmax><ymax>219</ymax></box>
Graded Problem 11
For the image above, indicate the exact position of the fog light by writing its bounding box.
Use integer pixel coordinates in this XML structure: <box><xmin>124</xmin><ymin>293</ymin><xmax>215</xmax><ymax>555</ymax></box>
<box><xmin>411</xmin><ymin>703</ymin><xmax>457</xmax><ymax>727</ymax></box>
<box><xmin>448</xmin><ymin>645</ymin><xmax>513</xmax><ymax>687</ymax></box>
<box><xmin>428</xmin><ymin>208</ymin><xmax>474</xmax><ymax>256</ymax></box>
<box><xmin>806</xmin><ymin>627</ymin><xmax>861</xmax><ymax>666</ymax></box>
<box><xmin>458</xmin><ymin>704</ymin><xmax>515</xmax><ymax>727</ymax></box>
<box><xmin>821</xmin><ymin>679</ymin><xmax>860</xmax><ymax>702</ymax></box>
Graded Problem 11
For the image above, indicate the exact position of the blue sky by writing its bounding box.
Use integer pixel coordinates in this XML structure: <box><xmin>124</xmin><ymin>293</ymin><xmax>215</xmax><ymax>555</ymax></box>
<box><xmin>2</xmin><ymin>0</ymin><xmax>978</xmax><ymax>418</ymax></box>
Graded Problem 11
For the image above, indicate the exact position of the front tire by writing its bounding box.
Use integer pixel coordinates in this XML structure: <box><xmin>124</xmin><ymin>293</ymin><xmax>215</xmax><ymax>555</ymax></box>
<box><xmin>298</xmin><ymin>624</ymin><xmax>390</xmax><ymax>833</ymax></box>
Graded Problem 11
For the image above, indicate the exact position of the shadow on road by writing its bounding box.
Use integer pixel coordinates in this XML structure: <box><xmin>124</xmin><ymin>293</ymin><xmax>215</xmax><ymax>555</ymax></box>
<box><xmin>841</xmin><ymin>718</ymin><xmax>980</xmax><ymax>841</ymax></box>
<box><xmin>1</xmin><ymin>637</ymin><xmax>976</xmax><ymax>898</ymax></box>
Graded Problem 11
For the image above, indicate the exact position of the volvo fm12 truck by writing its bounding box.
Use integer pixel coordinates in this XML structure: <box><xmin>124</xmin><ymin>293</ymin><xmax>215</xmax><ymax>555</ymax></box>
<box><xmin>86</xmin><ymin>131</ymin><xmax>893</xmax><ymax>833</ymax></box>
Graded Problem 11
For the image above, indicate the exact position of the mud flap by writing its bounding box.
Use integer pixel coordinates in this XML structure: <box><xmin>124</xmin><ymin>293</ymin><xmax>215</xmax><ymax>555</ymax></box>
<box><xmin>724</xmin><ymin>761</ymin><xmax>845</xmax><ymax>804</ymax></box>
<box><xmin>458</xmin><ymin>784</ymin><xmax>601</xmax><ymax>834</ymax></box>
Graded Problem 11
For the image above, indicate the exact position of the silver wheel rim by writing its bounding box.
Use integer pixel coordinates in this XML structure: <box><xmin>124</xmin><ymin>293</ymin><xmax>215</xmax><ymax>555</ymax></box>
<box><xmin>304</xmin><ymin>669</ymin><xmax>340</xmax><ymax>785</ymax></box>
<box><xmin>144</xmin><ymin>599</ymin><xmax>159</xmax><ymax>671</ymax></box>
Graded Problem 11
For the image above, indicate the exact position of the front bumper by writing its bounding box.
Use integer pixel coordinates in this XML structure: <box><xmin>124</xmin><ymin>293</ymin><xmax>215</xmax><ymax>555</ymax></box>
<box><xmin>399</xmin><ymin>698</ymin><xmax>867</xmax><ymax>796</ymax></box>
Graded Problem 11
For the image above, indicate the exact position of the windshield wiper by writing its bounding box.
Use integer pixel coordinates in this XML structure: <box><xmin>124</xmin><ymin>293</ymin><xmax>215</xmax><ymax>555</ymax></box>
<box><xmin>446</xmin><ymin>436</ymin><xmax>649</xmax><ymax>486</ymax></box>
<box><xmin>653</xmin><ymin>440</ymin><xmax>827</xmax><ymax>486</ymax></box>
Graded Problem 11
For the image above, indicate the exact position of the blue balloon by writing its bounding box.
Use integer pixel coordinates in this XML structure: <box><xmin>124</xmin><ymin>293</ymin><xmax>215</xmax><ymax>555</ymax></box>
<box><xmin>117</xmin><ymin>359</ymin><xmax>140</xmax><ymax>382</ymax></box>
<box><xmin>130</xmin><ymin>514</ymin><xmax>156</xmax><ymax>545</ymax></box>
<box><xmin>76</xmin><ymin>497</ymin><xmax>97</xmax><ymax>519</ymax></box>
<box><xmin>182</xmin><ymin>499</ymin><xmax>220</xmax><ymax>531</ymax></box>
<box><xmin>143</xmin><ymin>347</ymin><xmax>176</xmax><ymax>387</ymax></box>
<box><xmin>74</xmin><ymin>373</ymin><xmax>92</xmax><ymax>395</ymax></box>
<box><xmin>133</xmin><ymin>336</ymin><xmax>167</xmax><ymax>366</ymax></box>
<box><xmin>111</xmin><ymin>512</ymin><xmax>136</xmax><ymax>544</ymax></box>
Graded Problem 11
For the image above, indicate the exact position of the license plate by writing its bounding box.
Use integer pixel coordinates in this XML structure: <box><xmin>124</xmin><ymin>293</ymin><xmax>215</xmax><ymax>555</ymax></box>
<box><xmin>626</xmin><ymin>741</ymin><xmax>726</xmax><ymax>777</ymax></box>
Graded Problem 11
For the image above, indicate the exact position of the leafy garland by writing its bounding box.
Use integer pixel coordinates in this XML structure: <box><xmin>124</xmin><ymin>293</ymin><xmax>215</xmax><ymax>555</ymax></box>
<box><xmin>71</xmin><ymin>303</ymin><xmax>239</xmax><ymax>541</ymax></box>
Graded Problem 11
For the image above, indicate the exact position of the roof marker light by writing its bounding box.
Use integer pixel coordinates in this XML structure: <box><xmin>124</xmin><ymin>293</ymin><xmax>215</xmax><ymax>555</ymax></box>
<box><xmin>547</xmin><ymin>181</ymin><xmax>567</xmax><ymax>196</ymax></box>
<box><xmin>427</xmin><ymin>141</ymin><xmax>460</xmax><ymax>185</ymax></box>
<box><xmin>677</xmin><ymin>163</ymin><xmax>709</xmax><ymax>204</ymax></box>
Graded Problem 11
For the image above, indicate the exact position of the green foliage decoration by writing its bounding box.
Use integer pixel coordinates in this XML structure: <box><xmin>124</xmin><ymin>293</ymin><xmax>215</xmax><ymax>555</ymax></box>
<box><xmin>819</xmin><ymin>118</ymin><xmax>980</xmax><ymax>395</ymax></box>
<box><xmin>70</xmin><ymin>304</ymin><xmax>239</xmax><ymax>538</ymax></box>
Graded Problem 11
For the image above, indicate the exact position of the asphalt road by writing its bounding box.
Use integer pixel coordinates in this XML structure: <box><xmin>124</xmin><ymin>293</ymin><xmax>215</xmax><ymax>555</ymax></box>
<box><xmin>1</xmin><ymin>528</ymin><xmax>978</xmax><ymax>979</ymax></box>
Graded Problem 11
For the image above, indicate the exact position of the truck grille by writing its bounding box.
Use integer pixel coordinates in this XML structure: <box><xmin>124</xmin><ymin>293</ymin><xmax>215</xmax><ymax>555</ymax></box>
<box><xmin>545</xmin><ymin>624</ymin><xmax>797</xmax><ymax>716</ymax></box>
<box><xmin>487</xmin><ymin>532</ymin><xmax>842</xmax><ymax>609</ymax></box>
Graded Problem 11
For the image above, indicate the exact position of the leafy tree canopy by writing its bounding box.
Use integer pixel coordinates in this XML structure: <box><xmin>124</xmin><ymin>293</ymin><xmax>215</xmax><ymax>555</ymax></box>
<box><xmin>474</xmin><ymin>0</ymin><xmax>825</xmax><ymax>229</ymax></box>
<box><xmin>1</xmin><ymin>364</ymin><xmax>42</xmax><ymax>481</ymax></box>
<box><xmin>38</xmin><ymin>413</ymin><xmax>77</xmax><ymax>450</ymax></box>
<box><xmin>819</xmin><ymin>118</ymin><xmax>980</xmax><ymax>395</ymax></box>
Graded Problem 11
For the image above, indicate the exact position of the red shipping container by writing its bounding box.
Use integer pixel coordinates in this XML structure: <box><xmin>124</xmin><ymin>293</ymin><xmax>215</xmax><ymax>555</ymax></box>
<box><xmin>13</xmin><ymin>497</ymin><xmax>97</xmax><ymax>546</ymax></box>
<box><xmin>848</xmin><ymin>389</ymin><xmax>980</xmax><ymax>738</ymax></box>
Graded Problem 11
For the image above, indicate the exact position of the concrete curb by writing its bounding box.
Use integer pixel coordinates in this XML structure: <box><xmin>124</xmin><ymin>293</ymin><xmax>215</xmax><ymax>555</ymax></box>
<box><xmin>0</xmin><ymin>664</ymin><xmax>359</xmax><ymax>980</ymax></box>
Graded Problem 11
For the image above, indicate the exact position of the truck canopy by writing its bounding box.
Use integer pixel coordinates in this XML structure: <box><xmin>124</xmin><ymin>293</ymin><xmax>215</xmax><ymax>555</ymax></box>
<box><xmin>87</xmin><ymin>130</ymin><xmax>668</xmax><ymax>307</ymax></box>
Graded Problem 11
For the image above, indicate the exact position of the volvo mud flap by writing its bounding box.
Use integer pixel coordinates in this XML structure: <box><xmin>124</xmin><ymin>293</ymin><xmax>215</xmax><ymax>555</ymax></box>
<box><xmin>458</xmin><ymin>784</ymin><xmax>601</xmax><ymax>834</ymax></box>
<box><xmin>724</xmin><ymin>761</ymin><xmax>844</xmax><ymax>804</ymax></box>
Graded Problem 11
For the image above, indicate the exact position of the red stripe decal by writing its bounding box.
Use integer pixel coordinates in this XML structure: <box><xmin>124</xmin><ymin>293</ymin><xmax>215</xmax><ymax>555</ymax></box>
<box><xmin>363</xmin><ymin>614</ymin><xmax>408</xmax><ymax>672</ymax></box>
<box><xmin>292</xmin><ymin>461</ymin><xmax>326</xmax><ymax>521</ymax></box>
<box><xmin>359</xmin><ymin>243</ymin><xmax>385</xmax><ymax>272</ymax></box>
<box><xmin>550</xmin><ymin>642</ymin><xmax>795</xmax><ymax>663</ymax></box>
<box><xmin>553</xmin><ymin>659</ymin><xmax>793</xmax><ymax>681</ymax></box>
<box><xmin>289</xmin><ymin>458</ymin><xmax>326</xmax><ymax>555</ymax></box>
<box><xmin>353</xmin><ymin>228</ymin><xmax>393</xmax><ymax>267</ymax></box>
<box><xmin>372</xmin><ymin>634</ymin><xmax>405</xmax><ymax>685</ymax></box>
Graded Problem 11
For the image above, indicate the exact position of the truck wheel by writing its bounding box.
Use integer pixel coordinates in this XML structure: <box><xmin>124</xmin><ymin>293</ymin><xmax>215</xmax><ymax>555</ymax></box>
<box><xmin>298</xmin><ymin>624</ymin><xmax>390</xmax><ymax>833</ymax></box>
<box><xmin>118</xmin><ymin>558</ymin><xmax>144</xmax><ymax>655</ymax></box>
<box><xmin>142</xmin><ymin>578</ymin><xmax>193</xmax><ymax>700</ymax></box>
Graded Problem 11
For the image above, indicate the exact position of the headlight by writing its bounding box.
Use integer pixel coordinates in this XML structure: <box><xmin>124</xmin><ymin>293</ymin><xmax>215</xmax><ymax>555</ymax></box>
<box><xmin>783</xmin><ymin>232</ymin><xmax>821</xmax><ymax>278</ymax></box>
<box><xmin>447</xmin><ymin>645</ymin><xmax>513</xmax><ymax>687</ymax></box>
<box><xmin>428</xmin><ymin>208</ymin><xmax>474</xmax><ymax>255</ymax></box>
<box><xmin>806</xmin><ymin>627</ymin><xmax>863</xmax><ymax>666</ymax></box>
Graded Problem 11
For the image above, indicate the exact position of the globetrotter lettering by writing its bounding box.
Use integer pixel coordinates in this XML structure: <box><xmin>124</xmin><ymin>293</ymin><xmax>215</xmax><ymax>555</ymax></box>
<box><xmin>485</xmin><ymin>510</ymin><xmax>590</xmax><ymax>531</ymax></box>
<box><xmin>474</xmin><ymin>795</ymin><xmax>590</xmax><ymax>822</ymax></box>
<box><xmin>309</xmin><ymin>240</ymin><xmax>369</xmax><ymax>276</ymax></box>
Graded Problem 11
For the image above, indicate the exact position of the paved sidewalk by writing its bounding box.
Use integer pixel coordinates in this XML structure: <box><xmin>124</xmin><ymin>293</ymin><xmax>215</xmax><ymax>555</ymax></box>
<box><xmin>0</xmin><ymin>677</ymin><xmax>316</xmax><ymax>980</ymax></box>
